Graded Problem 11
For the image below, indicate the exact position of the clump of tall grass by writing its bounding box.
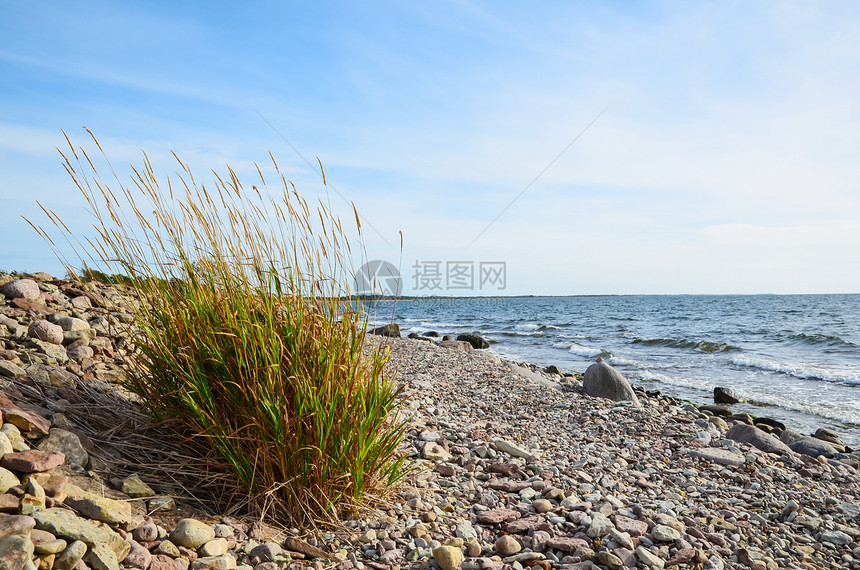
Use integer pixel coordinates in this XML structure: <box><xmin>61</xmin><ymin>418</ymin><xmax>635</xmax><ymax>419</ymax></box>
<box><xmin>29</xmin><ymin>130</ymin><xmax>408</xmax><ymax>526</ymax></box>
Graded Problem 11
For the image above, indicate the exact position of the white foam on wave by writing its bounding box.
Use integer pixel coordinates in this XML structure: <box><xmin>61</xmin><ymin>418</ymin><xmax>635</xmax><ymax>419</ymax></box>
<box><xmin>568</xmin><ymin>342</ymin><xmax>604</xmax><ymax>358</ymax></box>
<box><xmin>731</xmin><ymin>354</ymin><xmax>860</xmax><ymax>386</ymax></box>
<box><xmin>484</xmin><ymin>329</ymin><xmax>544</xmax><ymax>337</ymax></box>
<box><xmin>608</xmin><ymin>355</ymin><xmax>647</xmax><ymax>367</ymax></box>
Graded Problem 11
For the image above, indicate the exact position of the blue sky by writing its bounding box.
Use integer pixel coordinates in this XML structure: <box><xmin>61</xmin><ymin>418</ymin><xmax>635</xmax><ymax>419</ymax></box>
<box><xmin>2</xmin><ymin>1</ymin><xmax>859</xmax><ymax>294</ymax></box>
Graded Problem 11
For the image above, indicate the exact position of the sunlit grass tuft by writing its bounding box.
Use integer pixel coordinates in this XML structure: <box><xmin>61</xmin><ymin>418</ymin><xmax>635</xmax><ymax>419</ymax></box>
<box><xmin>29</xmin><ymin>130</ymin><xmax>408</xmax><ymax>526</ymax></box>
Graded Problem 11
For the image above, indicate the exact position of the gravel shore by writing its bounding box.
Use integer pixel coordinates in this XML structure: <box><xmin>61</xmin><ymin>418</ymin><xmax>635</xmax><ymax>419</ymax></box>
<box><xmin>376</xmin><ymin>336</ymin><xmax>860</xmax><ymax>570</ymax></box>
<box><xmin>0</xmin><ymin>273</ymin><xmax>859</xmax><ymax>570</ymax></box>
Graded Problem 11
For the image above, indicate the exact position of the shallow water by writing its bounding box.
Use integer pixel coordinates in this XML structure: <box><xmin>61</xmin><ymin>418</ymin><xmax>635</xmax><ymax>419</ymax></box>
<box><xmin>363</xmin><ymin>294</ymin><xmax>860</xmax><ymax>446</ymax></box>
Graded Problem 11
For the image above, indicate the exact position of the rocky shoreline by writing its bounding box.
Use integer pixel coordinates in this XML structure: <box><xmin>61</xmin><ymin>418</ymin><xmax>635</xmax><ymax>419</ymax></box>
<box><xmin>0</xmin><ymin>273</ymin><xmax>859</xmax><ymax>570</ymax></box>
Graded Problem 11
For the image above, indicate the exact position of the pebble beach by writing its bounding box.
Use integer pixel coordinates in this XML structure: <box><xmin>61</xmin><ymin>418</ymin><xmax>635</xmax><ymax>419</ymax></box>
<box><xmin>0</xmin><ymin>273</ymin><xmax>859</xmax><ymax>570</ymax></box>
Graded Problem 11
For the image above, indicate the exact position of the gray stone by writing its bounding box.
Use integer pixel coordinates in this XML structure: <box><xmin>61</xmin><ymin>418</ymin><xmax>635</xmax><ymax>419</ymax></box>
<box><xmin>635</xmin><ymin>546</ymin><xmax>665</xmax><ymax>569</ymax></box>
<box><xmin>0</xmin><ymin>279</ymin><xmax>40</xmax><ymax>300</ymax></box>
<box><xmin>788</xmin><ymin>436</ymin><xmax>836</xmax><ymax>458</ymax></box>
<box><xmin>587</xmin><ymin>512</ymin><xmax>614</xmax><ymax>538</ymax></box>
<box><xmin>491</xmin><ymin>438</ymin><xmax>534</xmax><ymax>461</ymax></box>
<box><xmin>652</xmin><ymin>525</ymin><xmax>681</xmax><ymax>542</ymax></box>
<box><xmin>583</xmin><ymin>361</ymin><xmax>640</xmax><ymax>405</ymax></box>
<box><xmin>38</xmin><ymin>429</ymin><xmax>88</xmax><ymax>469</ymax></box>
<box><xmin>779</xmin><ymin>429</ymin><xmax>804</xmax><ymax>445</ymax></box>
<box><xmin>689</xmin><ymin>448</ymin><xmax>744</xmax><ymax>466</ymax></box>
<box><xmin>456</xmin><ymin>333</ymin><xmax>489</xmax><ymax>349</ymax></box>
<box><xmin>28</xmin><ymin>320</ymin><xmax>64</xmax><ymax>345</ymax></box>
<box><xmin>725</xmin><ymin>423</ymin><xmax>792</xmax><ymax>455</ymax></box>
<box><xmin>713</xmin><ymin>387</ymin><xmax>741</xmax><ymax>404</ymax></box>
<box><xmin>455</xmin><ymin>520</ymin><xmax>477</xmax><ymax>541</ymax></box>
<box><xmin>821</xmin><ymin>530</ymin><xmax>852</xmax><ymax>546</ymax></box>
<box><xmin>170</xmin><ymin>519</ymin><xmax>215</xmax><ymax>549</ymax></box>
<box><xmin>249</xmin><ymin>543</ymin><xmax>282</xmax><ymax>564</ymax></box>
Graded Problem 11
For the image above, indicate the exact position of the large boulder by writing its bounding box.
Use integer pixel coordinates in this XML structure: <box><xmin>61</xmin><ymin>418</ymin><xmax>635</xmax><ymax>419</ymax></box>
<box><xmin>726</xmin><ymin>423</ymin><xmax>792</xmax><ymax>455</ymax></box>
<box><xmin>582</xmin><ymin>361</ymin><xmax>640</xmax><ymax>406</ymax></box>
<box><xmin>457</xmin><ymin>333</ymin><xmax>489</xmax><ymax>349</ymax></box>
<box><xmin>789</xmin><ymin>436</ymin><xmax>837</xmax><ymax>458</ymax></box>
<box><xmin>713</xmin><ymin>387</ymin><xmax>742</xmax><ymax>404</ymax></box>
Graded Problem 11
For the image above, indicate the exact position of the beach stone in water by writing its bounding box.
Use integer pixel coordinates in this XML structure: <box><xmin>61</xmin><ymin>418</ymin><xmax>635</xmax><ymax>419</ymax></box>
<box><xmin>713</xmin><ymin>387</ymin><xmax>741</xmax><ymax>404</ymax></box>
<box><xmin>456</xmin><ymin>333</ymin><xmax>489</xmax><ymax>349</ymax></box>
<box><xmin>726</xmin><ymin>424</ymin><xmax>792</xmax><ymax>455</ymax></box>
<box><xmin>582</xmin><ymin>361</ymin><xmax>639</xmax><ymax>406</ymax></box>
<box><xmin>754</xmin><ymin>417</ymin><xmax>786</xmax><ymax>432</ymax></box>
<box><xmin>369</xmin><ymin>324</ymin><xmax>400</xmax><ymax>338</ymax></box>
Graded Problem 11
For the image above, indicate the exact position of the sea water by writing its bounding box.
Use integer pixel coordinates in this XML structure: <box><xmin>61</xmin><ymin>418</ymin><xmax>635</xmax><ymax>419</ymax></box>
<box><xmin>365</xmin><ymin>294</ymin><xmax>860</xmax><ymax>446</ymax></box>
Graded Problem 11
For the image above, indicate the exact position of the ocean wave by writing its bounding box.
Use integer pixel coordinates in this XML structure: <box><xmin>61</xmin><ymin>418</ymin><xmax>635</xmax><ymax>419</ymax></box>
<box><xmin>567</xmin><ymin>342</ymin><xmax>610</xmax><ymax>359</ymax></box>
<box><xmin>632</xmin><ymin>336</ymin><xmax>740</xmax><ymax>353</ymax></box>
<box><xmin>514</xmin><ymin>323</ymin><xmax>563</xmax><ymax>332</ymax></box>
<box><xmin>608</xmin><ymin>355</ymin><xmax>647</xmax><ymax>367</ymax></box>
<box><xmin>731</xmin><ymin>354</ymin><xmax>860</xmax><ymax>386</ymax></box>
<box><xmin>784</xmin><ymin>332</ymin><xmax>857</xmax><ymax>348</ymax></box>
<box><xmin>485</xmin><ymin>329</ymin><xmax>546</xmax><ymax>338</ymax></box>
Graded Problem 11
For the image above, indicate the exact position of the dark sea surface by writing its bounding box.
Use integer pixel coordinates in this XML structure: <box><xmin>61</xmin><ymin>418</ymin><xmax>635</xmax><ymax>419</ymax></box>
<box><xmin>364</xmin><ymin>294</ymin><xmax>860</xmax><ymax>446</ymax></box>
